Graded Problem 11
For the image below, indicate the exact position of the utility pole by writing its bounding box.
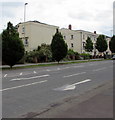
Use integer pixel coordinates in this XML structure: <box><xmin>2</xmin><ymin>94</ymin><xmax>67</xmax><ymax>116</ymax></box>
<box><xmin>113</xmin><ymin>1</ymin><xmax>115</xmax><ymax>35</ymax></box>
<box><xmin>24</xmin><ymin>3</ymin><xmax>28</xmax><ymax>44</ymax></box>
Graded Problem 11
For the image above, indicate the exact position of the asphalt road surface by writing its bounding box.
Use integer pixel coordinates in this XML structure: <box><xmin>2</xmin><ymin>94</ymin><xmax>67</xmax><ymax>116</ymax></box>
<box><xmin>2</xmin><ymin>60</ymin><xmax>113</xmax><ymax>118</ymax></box>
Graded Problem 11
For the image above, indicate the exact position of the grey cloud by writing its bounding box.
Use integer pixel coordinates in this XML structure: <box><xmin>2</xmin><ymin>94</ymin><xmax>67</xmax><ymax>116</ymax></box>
<box><xmin>68</xmin><ymin>11</ymin><xmax>94</xmax><ymax>21</ymax></box>
<box><xmin>0</xmin><ymin>2</ymin><xmax>23</xmax><ymax>7</ymax></box>
<box><xmin>1</xmin><ymin>2</ymin><xmax>24</xmax><ymax>18</ymax></box>
<box><xmin>94</xmin><ymin>10</ymin><xmax>112</xmax><ymax>22</ymax></box>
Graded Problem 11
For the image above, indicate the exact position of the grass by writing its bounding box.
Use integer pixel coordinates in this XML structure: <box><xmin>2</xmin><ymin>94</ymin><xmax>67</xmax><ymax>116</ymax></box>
<box><xmin>2</xmin><ymin>59</ymin><xmax>111</xmax><ymax>70</ymax></box>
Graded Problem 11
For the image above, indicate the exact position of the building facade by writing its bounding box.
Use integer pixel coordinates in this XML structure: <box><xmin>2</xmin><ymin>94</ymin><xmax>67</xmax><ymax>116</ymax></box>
<box><xmin>17</xmin><ymin>21</ymin><xmax>111</xmax><ymax>55</ymax></box>
<box><xmin>17</xmin><ymin>21</ymin><xmax>59</xmax><ymax>52</ymax></box>
<box><xmin>60</xmin><ymin>28</ymin><xmax>82</xmax><ymax>53</ymax></box>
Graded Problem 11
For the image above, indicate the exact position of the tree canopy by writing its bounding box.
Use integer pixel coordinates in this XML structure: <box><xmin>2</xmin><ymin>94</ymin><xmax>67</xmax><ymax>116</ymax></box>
<box><xmin>109</xmin><ymin>35</ymin><xmax>115</xmax><ymax>53</ymax></box>
<box><xmin>85</xmin><ymin>37</ymin><xmax>93</xmax><ymax>52</ymax></box>
<box><xmin>2</xmin><ymin>22</ymin><xmax>25</xmax><ymax>68</ymax></box>
<box><xmin>51</xmin><ymin>29</ymin><xmax>68</xmax><ymax>63</ymax></box>
<box><xmin>95</xmin><ymin>35</ymin><xmax>108</xmax><ymax>53</ymax></box>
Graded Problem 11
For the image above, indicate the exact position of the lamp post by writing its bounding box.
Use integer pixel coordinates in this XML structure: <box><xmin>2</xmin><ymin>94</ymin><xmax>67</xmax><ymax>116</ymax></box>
<box><xmin>24</xmin><ymin>3</ymin><xmax>28</xmax><ymax>45</ymax></box>
<box><xmin>24</xmin><ymin>3</ymin><xmax>28</xmax><ymax>23</ymax></box>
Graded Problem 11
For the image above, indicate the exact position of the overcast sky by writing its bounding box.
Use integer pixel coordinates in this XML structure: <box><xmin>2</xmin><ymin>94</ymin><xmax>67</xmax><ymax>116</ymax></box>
<box><xmin>1</xmin><ymin>0</ymin><xmax>114</xmax><ymax>36</ymax></box>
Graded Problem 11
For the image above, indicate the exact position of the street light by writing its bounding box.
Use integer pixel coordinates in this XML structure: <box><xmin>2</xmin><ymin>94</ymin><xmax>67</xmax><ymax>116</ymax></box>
<box><xmin>24</xmin><ymin>3</ymin><xmax>28</xmax><ymax>45</ymax></box>
<box><xmin>24</xmin><ymin>3</ymin><xmax>28</xmax><ymax>23</ymax></box>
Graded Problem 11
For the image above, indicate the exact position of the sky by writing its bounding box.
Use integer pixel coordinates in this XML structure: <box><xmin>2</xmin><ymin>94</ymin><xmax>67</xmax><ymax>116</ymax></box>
<box><xmin>1</xmin><ymin>0</ymin><xmax>115</xmax><ymax>36</ymax></box>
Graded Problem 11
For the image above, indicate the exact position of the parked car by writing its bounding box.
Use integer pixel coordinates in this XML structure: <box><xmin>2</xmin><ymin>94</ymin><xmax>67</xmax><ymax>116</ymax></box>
<box><xmin>112</xmin><ymin>55</ymin><xmax>115</xmax><ymax>60</ymax></box>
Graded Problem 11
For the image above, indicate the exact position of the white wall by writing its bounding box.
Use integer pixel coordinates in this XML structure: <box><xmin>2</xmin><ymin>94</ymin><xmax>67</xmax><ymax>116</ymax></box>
<box><xmin>18</xmin><ymin>21</ymin><xmax>111</xmax><ymax>55</ymax></box>
<box><xmin>18</xmin><ymin>21</ymin><xmax>58</xmax><ymax>51</ymax></box>
<box><xmin>60</xmin><ymin>28</ymin><xmax>82</xmax><ymax>53</ymax></box>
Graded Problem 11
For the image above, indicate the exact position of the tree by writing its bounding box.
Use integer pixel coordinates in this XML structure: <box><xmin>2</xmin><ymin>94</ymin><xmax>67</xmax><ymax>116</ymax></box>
<box><xmin>2</xmin><ymin>22</ymin><xmax>25</xmax><ymax>68</ymax></box>
<box><xmin>51</xmin><ymin>29</ymin><xmax>68</xmax><ymax>63</ymax></box>
<box><xmin>96</xmin><ymin>35</ymin><xmax>108</xmax><ymax>53</ymax></box>
<box><xmin>109</xmin><ymin>35</ymin><xmax>115</xmax><ymax>53</ymax></box>
<box><xmin>85</xmin><ymin>37</ymin><xmax>93</xmax><ymax>52</ymax></box>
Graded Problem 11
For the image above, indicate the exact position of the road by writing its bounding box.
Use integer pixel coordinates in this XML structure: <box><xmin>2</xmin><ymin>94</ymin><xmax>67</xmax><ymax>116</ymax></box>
<box><xmin>2</xmin><ymin>60</ymin><xmax>113</xmax><ymax>118</ymax></box>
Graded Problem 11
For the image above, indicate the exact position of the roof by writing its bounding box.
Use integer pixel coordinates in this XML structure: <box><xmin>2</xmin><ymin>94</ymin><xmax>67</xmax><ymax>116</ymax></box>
<box><xmin>18</xmin><ymin>20</ymin><xmax>59</xmax><ymax>28</ymax></box>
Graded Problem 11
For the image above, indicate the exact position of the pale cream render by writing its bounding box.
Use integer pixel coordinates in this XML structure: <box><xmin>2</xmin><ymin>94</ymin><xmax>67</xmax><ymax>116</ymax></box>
<box><xmin>17</xmin><ymin>21</ymin><xmax>59</xmax><ymax>51</ymax></box>
<box><xmin>17</xmin><ymin>21</ymin><xmax>111</xmax><ymax>55</ymax></box>
<box><xmin>60</xmin><ymin>28</ymin><xmax>100</xmax><ymax>55</ymax></box>
<box><xmin>60</xmin><ymin>28</ymin><xmax>82</xmax><ymax>53</ymax></box>
<box><xmin>76</xmin><ymin>30</ymin><xmax>99</xmax><ymax>55</ymax></box>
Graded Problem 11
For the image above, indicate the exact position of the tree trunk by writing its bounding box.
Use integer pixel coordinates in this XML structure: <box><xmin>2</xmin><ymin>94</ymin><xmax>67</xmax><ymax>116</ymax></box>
<box><xmin>10</xmin><ymin>65</ymin><xmax>12</xmax><ymax>69</ymax></box>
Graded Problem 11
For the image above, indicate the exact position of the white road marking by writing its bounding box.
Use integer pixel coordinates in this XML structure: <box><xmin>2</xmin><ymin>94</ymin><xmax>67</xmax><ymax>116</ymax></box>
<box><xmin>64</xmin><ymin>67</ymin><xmax>70</xmax><ymax>69</ymax></box>
<box><xmin>88</xmin><ymin>64</ymin><xmax>95</xmax><ymax>66</ymax></box>
<box><xmin>54</xmin><ymin>79</ymin><xmax>91</xmax><ymax>91</ymax></box>
<box><xmin>20</xmin><ymin>73</ymin><xmax>23</xmax><ymax>75</ymax></box>
<box><xmin>63</xmin><ymin>72</ymin><xmax>86</xmax><ymax>78</ymax></box>
<box><xmin>4</xmin><ymin>74</ymin><xmax>7</xmax><ymax>77</ymax></box>
<box><xmin>57</xmin><ymin>68</ymin><xmax>60</xmax><ymax>70</ymax></box>
<box><xmin>34</xmin><ymin>71</ymin><xmax>37</xmax><ymax>74</ymax></box>
<box><xmin>0</xmin><ymin>80</ymin><xmax>47</xmax><ymax>92</ymax></box>
<box><xmin>10</xmin><ymin>74</ymin><xmax>50</xmax><ymax>81</ymax></box>
<box><xmin>93</xmin><ymin>67</ymin><xmax>106</xmax><ymax>72</ymax></box>
<box><xmin>73</xmin><ymin>65</ymin><xmax>84</xmax><ymax>68</ymax></box>
<box><xmin>46</xmin><ymin>69</ymin><xmax>51</xmax><ymax>71</ymax></box>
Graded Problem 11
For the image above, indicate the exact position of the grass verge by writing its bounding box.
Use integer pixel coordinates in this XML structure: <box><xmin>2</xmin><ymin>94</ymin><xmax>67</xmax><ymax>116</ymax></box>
<box><xmin>2</xmin><ymin>59</ymin><xmax>111</xmax><ymax>70</ymax></box>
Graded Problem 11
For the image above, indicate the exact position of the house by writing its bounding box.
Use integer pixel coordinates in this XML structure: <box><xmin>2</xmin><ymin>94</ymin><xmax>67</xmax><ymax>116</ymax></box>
<box><xmin>17</xmin><ymin>21</ymin><xmax>59</xmax><ymax>52</ymax></box>
<box><xmin>17</xmin><ymin>21</ymin><xmax>111</xmax><ymax>55</ymax></box>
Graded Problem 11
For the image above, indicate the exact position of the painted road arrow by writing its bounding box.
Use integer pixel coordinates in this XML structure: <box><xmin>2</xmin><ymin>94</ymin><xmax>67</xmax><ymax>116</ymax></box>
<box><xmin>54</xmin><ymin>79</ymin><xmax>91</xmax><ymax>91</ymax></box>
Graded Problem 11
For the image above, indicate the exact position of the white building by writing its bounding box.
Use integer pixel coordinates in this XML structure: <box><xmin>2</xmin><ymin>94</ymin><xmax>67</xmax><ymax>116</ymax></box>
<box><xmin>60</xmin><ymin>27</ymin><xmax>82</xmax><ymax>53</ymax></box>
<box><xmin>17</xmin><ymin>21</ymin><xmax>59</xmax><ymax>52</ymax></box>
<box><xmin>75</xmin><ymin>30</ymin><xmax>99</xmax><ymax>55</ymax></box>
<box><xmin>17</xmin><ymin>21</ymin><xmax>111</xmax><ymax>55</ymax></box>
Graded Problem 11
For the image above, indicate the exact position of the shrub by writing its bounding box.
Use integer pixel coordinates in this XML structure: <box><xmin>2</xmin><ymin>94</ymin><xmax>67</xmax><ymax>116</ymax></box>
<box><xmin>80</xmin><ymin>53</ymin><xmax>90</xmax><ymax>60</ymax></box>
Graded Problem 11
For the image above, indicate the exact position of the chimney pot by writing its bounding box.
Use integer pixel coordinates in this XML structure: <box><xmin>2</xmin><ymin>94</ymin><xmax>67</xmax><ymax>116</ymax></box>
<box><xmin>68</xmin><ymin>24</ymin><xmax>72</xmax><ymax>30</ymax></box>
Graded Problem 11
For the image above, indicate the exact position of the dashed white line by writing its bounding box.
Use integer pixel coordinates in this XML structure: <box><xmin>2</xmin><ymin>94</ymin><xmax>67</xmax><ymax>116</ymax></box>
<box><xmin>57</xmin><ymin>68</ymin><xmax>61</xmax><ymax>70</ymax></box>
<box><xmin>20</xmin><ymin>73</ymin><xmax>23</xmax><ymax>75</ymax></box>
<box><xmin>46</xmin><ymin>69</ymin><xmax>51</xmax><ymax>72</ymax></box>
<box><xmin>10</xmin><ymin>74</ymin><xmax>50</xmax><ymax>81</ymax></box>
<box><xmin>73</xmin><ymin>65</ymin><xmax>84</xmax><ymax>68</ymax></box>
<box><xmin>34</xmin><ymin>71</ymin><xmax>37</xmax><ymax>74</ymax></box>
<box><xmin>63</xmin><ymin>72</ymin><xmax>86</xmax><ymax>78</ymax></box>
<box><xmin>0</xmin><ymin>80</ymin><xmax>48</xmax><ymax>92</ymax></box>
<box><xmin>4</xmin><ymin>74</ymin><xmax>7</xmax><ymax>77</ymax></box>
<box><xmin>93</xmin><ymin>67</ymin><xmax>106</xmax><ymax>72</ymax></box>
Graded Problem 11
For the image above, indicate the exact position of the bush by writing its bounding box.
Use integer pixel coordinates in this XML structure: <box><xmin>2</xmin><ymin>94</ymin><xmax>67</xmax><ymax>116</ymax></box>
<box><xmin>25</xmin><ymin>51</ymin><xmax>39</xmax><ymax>63</ymax></box>
<box><xmin>67</xmin><ymin>49</ymin><xmax>80</xmax><ymax>60</ymax></box>
<box><xmin>25</xmin><ymin>44</ymin><xmax>52</xmax><ymax>63</ymax></box>
<box><xmin>80</xmin><ymin>53</ymin><xmax>91</xmax><ymax>60</ymax></box>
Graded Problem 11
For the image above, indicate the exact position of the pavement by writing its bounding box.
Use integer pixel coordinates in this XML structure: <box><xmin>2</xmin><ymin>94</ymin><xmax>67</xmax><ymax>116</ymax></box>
<box><xmin>36</xmin><ymin>82</ymin><xmax>113</xmax><ymax>118</ymax></box>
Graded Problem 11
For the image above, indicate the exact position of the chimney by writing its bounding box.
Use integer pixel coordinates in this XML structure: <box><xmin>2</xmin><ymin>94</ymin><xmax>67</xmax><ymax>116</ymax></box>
<box><xmin>68</xmin><ymin>24</ymin><xmax>72</xmax><ymax>30</ymax></box>
<box><xmin>94</xmin><ymin>31</ymin><xmax>96</xmax><ymax>34</ymax></box>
